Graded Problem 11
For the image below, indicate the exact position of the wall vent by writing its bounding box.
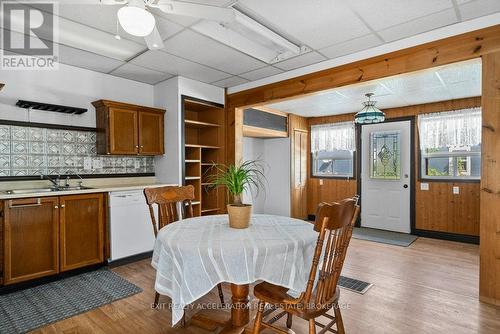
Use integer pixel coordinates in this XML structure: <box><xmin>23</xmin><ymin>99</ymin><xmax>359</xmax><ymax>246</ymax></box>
<box><xmin>16</xmin><ymin>100</ymin><xmax>87</xmax><ymax>115</ymax></box>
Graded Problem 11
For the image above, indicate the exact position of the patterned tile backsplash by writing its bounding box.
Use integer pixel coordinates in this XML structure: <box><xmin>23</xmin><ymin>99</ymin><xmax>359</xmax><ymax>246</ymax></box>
<box><xmin>0</xmin><ymin>125</ymin><xmax>155</xmax><ymax>177</ymax></box>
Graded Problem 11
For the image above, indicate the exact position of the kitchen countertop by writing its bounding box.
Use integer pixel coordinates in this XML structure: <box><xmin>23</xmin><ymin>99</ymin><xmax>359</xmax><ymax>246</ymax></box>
<box><xmin>0</xmin><ymin>177</ymin><xmax>177</xmax><ymax>200</ymax></box>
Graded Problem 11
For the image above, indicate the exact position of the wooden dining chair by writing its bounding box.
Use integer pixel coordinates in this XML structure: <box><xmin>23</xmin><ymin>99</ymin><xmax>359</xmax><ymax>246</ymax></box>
<box><xmin>143</xmin><ymin>185</ymin><xmax>225</xmax><ymax>308</ymax></box>
<box><xmin>252</xmin><ymin>197</ymin><xmax>360</xmax><ymax>334</ymax></box>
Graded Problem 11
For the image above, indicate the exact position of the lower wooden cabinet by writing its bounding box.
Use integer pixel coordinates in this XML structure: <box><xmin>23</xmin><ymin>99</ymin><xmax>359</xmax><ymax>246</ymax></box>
<box><xmin>59</xmin><ymin>193</ymin><xmax>104</xmax><ymax>272</ymax></box>
<box><xmin>3</xmin><ymin>197</ymin><xmax>59</xmax><ymax>285</ymax></box>
<box><xmin>2</xmin><ymin>193</ymin><xmax>105</xmax><ymax>285</ymax></box>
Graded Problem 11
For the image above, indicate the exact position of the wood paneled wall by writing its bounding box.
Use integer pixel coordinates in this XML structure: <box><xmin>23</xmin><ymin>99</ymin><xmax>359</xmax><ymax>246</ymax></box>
<box><xmin>307</xmin><ymin>97</ymin><xmax>481</xmax><ymax>236</ymax></box>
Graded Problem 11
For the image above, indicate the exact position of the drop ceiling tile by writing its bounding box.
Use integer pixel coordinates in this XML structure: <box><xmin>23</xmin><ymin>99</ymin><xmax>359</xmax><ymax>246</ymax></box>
<box><xmin>382</xmin><ymin>70</ymin><xmax>445</xmax><ymax>95</ymax></box>
<box><xmin>162</xmin><ymin>30</ymin><xmax>266</xmax><ymax>75</ymax></box>
<box><xmin>56</xmin><ymin>4</ymin><xmax>184</xmax><ymax>46</ymax></box>
<box><xmin>348</xmin><ymin>0</ymin><xmax>453</xmax><ymax>31</ymax></box>
<box><xmin>436</xmin><ymin>59</ymin><xmax>481</xmax><ymax>85</ymax></box>
<box><xmin>458</xmin><ymin>0</ymin><xmax>500</xmax><ymax>20</ymax></box>
<box><xmin>336</xmin><ymin>82</ymin><xmax>392</xmax><ymax>99</ymax></box>
<box><xmin>446</xmin><ymin>81</ymin><xmax>482</xmax><ymax>99</ymax></box>
<box><xmin>149</xmin><ymin>0</ymin><xmax>235</xmax><ymax>27</ymax></box>
<box><xmin>212</xmin><ymin>76</ymin><xmax>250</xmax><ymax>88</ymax></box>
<box><xmin>320</xmin><ymin>34</ymin><xmax>382</xmax><ymax>59</ymax></box>
<box><xmin>110</xmin><ymin>63</ymin><xmax>173</xmax><ymax>85</ymax></box>
<box><xmin>403</xmin><ymin>86</ymin><xmax>453</xmax><ymax>105</ymax></box>
<box><xmin>130</xmin><ymin>50</ymin><xmax>231</xmax><ymax>83</ymax></box>
<box><xmin>378</xmin><ymin>9</ymin><xmax>458</xmax><ymax>42</ymax></box>
<box><xmin>274</xmin><ymin>52</ymin><xmax>326</xmax><ymax>71</ymax></box>
<box><xmin>238</xmin><ymin>0</ymin><xmax>371</xmax><ymax>49</ymax></box>
<box><xmin>239</xmin><ymin>66</ymin><xmax>283</xmax><ymax>81</ymax></box>
<box><xmin>57</xmin><ymin>44</ymin><xmax>125</xmax><ymax>73</ymax></box>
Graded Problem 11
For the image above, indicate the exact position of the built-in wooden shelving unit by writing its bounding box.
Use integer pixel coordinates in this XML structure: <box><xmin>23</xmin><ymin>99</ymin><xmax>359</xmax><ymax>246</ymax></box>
<box><xmin>182</xmin><ymin>96</ymin><xmax>225</xmax><ymax>217</ymax></box>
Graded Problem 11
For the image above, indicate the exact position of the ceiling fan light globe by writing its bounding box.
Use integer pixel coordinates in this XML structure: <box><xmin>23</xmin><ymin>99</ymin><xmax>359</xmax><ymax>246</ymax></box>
<box><xmin>117</xmin><ymin>6</ymin><xmax>156</xmax><ymax>37</ymax></box>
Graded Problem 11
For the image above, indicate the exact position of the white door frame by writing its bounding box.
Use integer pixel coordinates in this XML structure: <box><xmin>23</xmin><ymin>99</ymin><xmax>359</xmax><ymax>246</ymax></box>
<box><xmin>356</xmin><ymin>117</ymin><xmax>415</xmax><ymax>233</ymax></box>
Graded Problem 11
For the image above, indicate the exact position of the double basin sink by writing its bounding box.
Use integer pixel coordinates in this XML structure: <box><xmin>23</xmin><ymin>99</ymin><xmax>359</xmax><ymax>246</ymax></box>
<box><xmin>4</xmin><ymin>186</ymin><xmax>93</xmax><ymax>195</ymax></box>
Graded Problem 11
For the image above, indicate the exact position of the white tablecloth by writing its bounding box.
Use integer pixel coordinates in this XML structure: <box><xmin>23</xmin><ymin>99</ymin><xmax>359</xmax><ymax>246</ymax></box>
<box><xmin>151</xmin><ymin>214</ymin><xmax>318</xmax><ymax>325</ymax></box>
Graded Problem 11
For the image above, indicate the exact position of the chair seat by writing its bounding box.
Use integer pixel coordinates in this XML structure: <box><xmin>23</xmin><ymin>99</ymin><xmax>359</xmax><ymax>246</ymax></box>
<box><xmin>254</xmin><ymin>281</ymin><xmax>340</xmax><ymax>320</ymax></box>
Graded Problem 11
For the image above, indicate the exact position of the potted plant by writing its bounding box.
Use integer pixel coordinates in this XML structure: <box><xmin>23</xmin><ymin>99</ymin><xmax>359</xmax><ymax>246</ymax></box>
<box><xmin>208</xmin><ymin>160</ymin><xmax>266</xmax><ymax>229</ymax></box>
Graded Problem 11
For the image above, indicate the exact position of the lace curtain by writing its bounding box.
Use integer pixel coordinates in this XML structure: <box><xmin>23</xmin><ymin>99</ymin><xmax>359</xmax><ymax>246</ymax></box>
<box><xmin>418</xmin><ymin>108</ymin><xmax>481</xmax><ymax>151</ymax></box>
<box><xmin>311</xmin><ymin>121</ymin><xmax>355</xmax><ymax>153</ymax></box>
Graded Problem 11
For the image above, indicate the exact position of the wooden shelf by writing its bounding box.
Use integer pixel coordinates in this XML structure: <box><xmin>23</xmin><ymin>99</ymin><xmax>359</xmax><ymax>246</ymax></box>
<box><xmin>182</xmin><ymin>96</ymin><xmax>225</xmax><ymax>218</ymax></box>
<box><xmin>185</xmin><ymin>144</ymin><xmax>220</xmax><ymax>149</ymax></box>
<box><xmin>201</xmin><ymin>208</ymin><xmax>219</xmax><ymax>213</ymax></box>
<box><xmin>185</xmin><ymin>119</ymin><xmax>220</xmax><ymax>128</ymax></box>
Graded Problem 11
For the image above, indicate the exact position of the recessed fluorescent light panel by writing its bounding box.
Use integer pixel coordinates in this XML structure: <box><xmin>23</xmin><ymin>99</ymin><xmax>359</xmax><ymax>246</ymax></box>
<box><xmin>191</xmin><ymin>9</ymin><xmax>310</xmax><ymax>64</ymax></box>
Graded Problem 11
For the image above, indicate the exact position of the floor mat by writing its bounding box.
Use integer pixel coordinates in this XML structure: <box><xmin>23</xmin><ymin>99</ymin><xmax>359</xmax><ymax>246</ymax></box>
<box><xmin>352</xmin><ymin>227</ymin><xmax>418</xmax><ymax>247</ymax></box>
<box><xmin>0</xmin><ymin>269</ymin><xmax>142</xmax><ymax>334</ymax></box>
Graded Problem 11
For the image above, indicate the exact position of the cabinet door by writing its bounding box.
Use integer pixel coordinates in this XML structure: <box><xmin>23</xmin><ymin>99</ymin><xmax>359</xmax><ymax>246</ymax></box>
<box><xmin>138</xmin><ymin>111</ymin><xmax>164</xmax><ymax>155</ymax></box>
<box><xmin>59</xmin><ymin>193</ymin><xmax>104</xmax><ymax>272</ymax></box>
<box><xmin>3</xmin><ymin>197</ymin><xmax>59</xmax><ymax>285</ymax></box>
<box><xmin>109</xmin><ymin>107</ymin><xmax>138</xmax><ymax>155</ymax></box>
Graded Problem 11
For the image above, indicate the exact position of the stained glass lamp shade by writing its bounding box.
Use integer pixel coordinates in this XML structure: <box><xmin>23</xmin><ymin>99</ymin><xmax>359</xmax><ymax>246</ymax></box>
<box><xmin>355</xmin><ymin>93</ymin><xmax>385</xmax><ymax>124</ymax></box>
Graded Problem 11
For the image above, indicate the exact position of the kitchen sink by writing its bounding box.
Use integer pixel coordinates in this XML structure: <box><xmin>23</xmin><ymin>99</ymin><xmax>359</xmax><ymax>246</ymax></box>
<box><xmin>4</xmin><ymin>186</ymin><xmax>93</xmax><ymax>195</ymax></box>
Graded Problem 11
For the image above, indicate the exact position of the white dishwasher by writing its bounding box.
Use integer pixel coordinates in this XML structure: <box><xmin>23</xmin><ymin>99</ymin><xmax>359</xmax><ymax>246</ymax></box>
<box><xmin>109</xmin><ymin>190</ymin><xmax>156</xmax><ymax>262</ymax></box>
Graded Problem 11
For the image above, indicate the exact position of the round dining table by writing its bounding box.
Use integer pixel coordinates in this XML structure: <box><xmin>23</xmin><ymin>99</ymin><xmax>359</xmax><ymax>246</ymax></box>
<box><xmin>151</xmin><ymin>214</ymin><xmax>318</xmax><ymax>333</ymax></box>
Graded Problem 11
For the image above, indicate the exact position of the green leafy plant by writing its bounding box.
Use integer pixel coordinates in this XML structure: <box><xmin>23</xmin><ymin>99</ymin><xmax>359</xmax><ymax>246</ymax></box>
<box><xmin>207</xmin><ymin>160</ymin><xmax>266</xmax><ymax>206</ymax></box>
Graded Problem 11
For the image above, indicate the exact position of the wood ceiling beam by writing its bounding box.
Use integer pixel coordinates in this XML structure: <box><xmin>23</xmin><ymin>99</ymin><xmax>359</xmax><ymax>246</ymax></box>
<box><xmin>227</xmin><ymin>24</ymin><xmax>500</xmax><ymax>108</ymax></box>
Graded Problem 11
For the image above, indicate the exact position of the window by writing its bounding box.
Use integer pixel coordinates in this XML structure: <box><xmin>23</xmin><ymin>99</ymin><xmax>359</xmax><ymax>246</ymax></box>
<box><xmin>418</xmin><ymin>108</ymin><xmax>481</xmax><ymax>180</ymax></box>
<box><xmin>311</xmin><ymin>121</ymin><xmax>355</xmax><ymax>178</ymax></box>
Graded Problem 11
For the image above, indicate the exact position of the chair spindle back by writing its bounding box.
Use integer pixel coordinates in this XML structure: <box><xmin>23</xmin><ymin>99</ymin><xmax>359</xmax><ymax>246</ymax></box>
<box><xmin>143</xmin><ymin>185</ymin><xmax>195</xmax><ymax>237</ymax></box>
<box><xmin>302</xmin><ymin>197</ymin><xmax>360</xmax><ymax>309</ymax></box>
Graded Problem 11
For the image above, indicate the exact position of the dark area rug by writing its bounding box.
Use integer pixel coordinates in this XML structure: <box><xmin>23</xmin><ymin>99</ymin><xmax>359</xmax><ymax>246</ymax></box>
<box><xmin>0</xmin><ymin>269</ymin><xmax>142</xmax><ymax>334</ymax></box>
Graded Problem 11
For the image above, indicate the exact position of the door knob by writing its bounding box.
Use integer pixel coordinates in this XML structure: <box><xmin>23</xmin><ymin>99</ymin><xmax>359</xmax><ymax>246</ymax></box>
<box><xmin>403</xmin><ymin>184</ymin><xmax>408</xmax><ymax>189</ymax></box>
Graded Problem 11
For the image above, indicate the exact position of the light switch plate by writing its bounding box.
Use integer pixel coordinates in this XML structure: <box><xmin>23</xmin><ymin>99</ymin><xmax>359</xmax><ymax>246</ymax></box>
<box><xmin>453</xmin><ymin>186</ymin><xmax>460</xmax><ymax>194</ymax></box>
<box><xmin>83</xmin><ymin>157</ymin><xmax>92</xmax><ymax>170</ymax></box>
<box><xmin>135</xmin><ymin>160</ymin><xmax>141</xmax><ymax>169</ymax></box>
<box><xmin>420</xmin><ymin>183</ymin><xmax>429</xmax><ymax>191</ymax></box>
<box><xmin>319</xmin><ymin>179</ymin><xmax>323</xmax><ymax>186</ymax></box>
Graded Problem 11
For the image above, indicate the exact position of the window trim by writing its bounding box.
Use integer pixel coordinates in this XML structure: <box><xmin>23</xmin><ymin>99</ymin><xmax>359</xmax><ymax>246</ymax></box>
<box><xmin>310</xmin><ymin>151</ymin><xmax>357</xmax><ymax>180</ymax></box>
<box><xmin>418</xmin><ymin>149</ymin><xmax>481</xmax><ymax>183</ymax></box>
<box><xmin>310</xmin><ymin>121</ymin><xmax>357</xmax><ymax>180</ymax></box>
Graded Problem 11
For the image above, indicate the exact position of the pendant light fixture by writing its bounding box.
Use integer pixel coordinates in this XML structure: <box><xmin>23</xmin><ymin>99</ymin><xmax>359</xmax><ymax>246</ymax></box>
<box><xmin>354</xmin><ymin>93</ymin><xmax>385</xmax><ymax>124</ymax></box>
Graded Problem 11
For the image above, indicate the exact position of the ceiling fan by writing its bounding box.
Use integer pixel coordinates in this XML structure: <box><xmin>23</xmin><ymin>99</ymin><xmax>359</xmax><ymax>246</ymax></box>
<box><xmin>98</xmin><ymin>0</ymin><xmax>237</xmax><ymax>51</ymax></box>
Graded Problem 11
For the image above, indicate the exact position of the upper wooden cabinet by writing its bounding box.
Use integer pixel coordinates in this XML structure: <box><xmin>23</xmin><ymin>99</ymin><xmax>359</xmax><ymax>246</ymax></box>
<box><xmin>93</xmin><ymin>100</ymin><xmax>165</xmax><ymax>155</ymax></box>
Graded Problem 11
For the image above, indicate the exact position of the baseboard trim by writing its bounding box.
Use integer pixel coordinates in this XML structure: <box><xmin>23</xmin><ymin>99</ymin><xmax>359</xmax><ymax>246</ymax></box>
<box><xmin>107</xmin><ymin>251</ymin><xmax>153</xmax><ymax>268</ymax></box>
<box><xmin>413</xmin><ymin>229</ymin><xmax>479</xmax><ymax>244</ymax></box>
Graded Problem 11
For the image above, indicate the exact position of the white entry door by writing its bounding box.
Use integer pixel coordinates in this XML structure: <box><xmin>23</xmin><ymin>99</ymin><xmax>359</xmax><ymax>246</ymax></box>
<box><xmin>361</xmin><ymin>120</ymin><xmax>411</xmax><ymax>233</ymax></box>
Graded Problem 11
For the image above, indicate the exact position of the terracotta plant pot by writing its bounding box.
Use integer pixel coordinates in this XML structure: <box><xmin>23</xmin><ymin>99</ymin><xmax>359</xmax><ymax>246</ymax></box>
<box><xmin>227</xmin><ymin>204</ymin><xmax>252</xmax><ymax>229</ymax></box>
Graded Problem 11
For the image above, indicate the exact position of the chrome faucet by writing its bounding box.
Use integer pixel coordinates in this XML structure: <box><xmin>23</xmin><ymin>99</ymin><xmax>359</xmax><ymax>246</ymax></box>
<box><xmin>42</xmin><ymin>174</ymin><xmax>60</xmax><ymax>189</ymax></box>
<box><xmin>75</xmin><ymin>173</ymin><xmax>84</xmax><ymax>187</ymax></box>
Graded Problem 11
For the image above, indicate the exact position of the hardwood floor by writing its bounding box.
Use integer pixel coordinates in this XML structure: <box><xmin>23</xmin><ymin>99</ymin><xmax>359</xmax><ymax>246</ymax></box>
<box><xmin>32</xmin><ymin>237</ymin><xmax>500</xmax><ymax>334</ymax></box>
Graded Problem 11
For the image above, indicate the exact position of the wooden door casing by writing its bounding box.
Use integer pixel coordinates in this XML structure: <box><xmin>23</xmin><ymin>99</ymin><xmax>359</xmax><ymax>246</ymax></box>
<box><xmin>109</xmin><ymin>107</ymin><xmax>138</xmax><ymax>155</ymax></box>
<box><xmin>3</xmin><ymin>197</ymin><xmax>59</xmax><ymax>285</ymax></box>
<box><xmin>139</xmin><ymin>111</ymin><xmax>164</xmax><ymax>155</ymax></box>
<box><xmin>59</xmin><ymin>193</ymin><xmax>105</xmax><ymax>272</ymax></box>
<box><xmin>291</xmin><ymin>129</ymin><xmax>308</xmax><ymax>219</ymax></box>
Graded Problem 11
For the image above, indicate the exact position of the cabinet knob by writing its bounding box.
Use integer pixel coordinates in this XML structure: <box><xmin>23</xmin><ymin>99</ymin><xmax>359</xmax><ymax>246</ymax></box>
<box><xmin>54</xmin><ymin>205</ymin><xmax>59</xmax><ymax>209</ymax></box>
<box><xmin>135</xmin><ymin>145</ymin><xmax>139</xmax><ymax>148</ymax></box>
<box><xmin>61</xmin><ymin>204</ymin><xmax>65</xmax><ymax>208</ymax></box>
<box><xmin>140</xmin><ymin>145</ymin><xmax>144</xmax><ymax>148</ymax></box>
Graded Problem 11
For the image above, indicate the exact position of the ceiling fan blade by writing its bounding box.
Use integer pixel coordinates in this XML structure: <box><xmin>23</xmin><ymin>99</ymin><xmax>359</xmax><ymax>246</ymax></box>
<box><xmin>154</xmin><ymin>1</ymin><xmax>235</xmax><ymax>23</ymax></box>
<box><xmin>144</xmin><ymin>26</ymin><xmax>164</xmax><ymax>50</ymax></box>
